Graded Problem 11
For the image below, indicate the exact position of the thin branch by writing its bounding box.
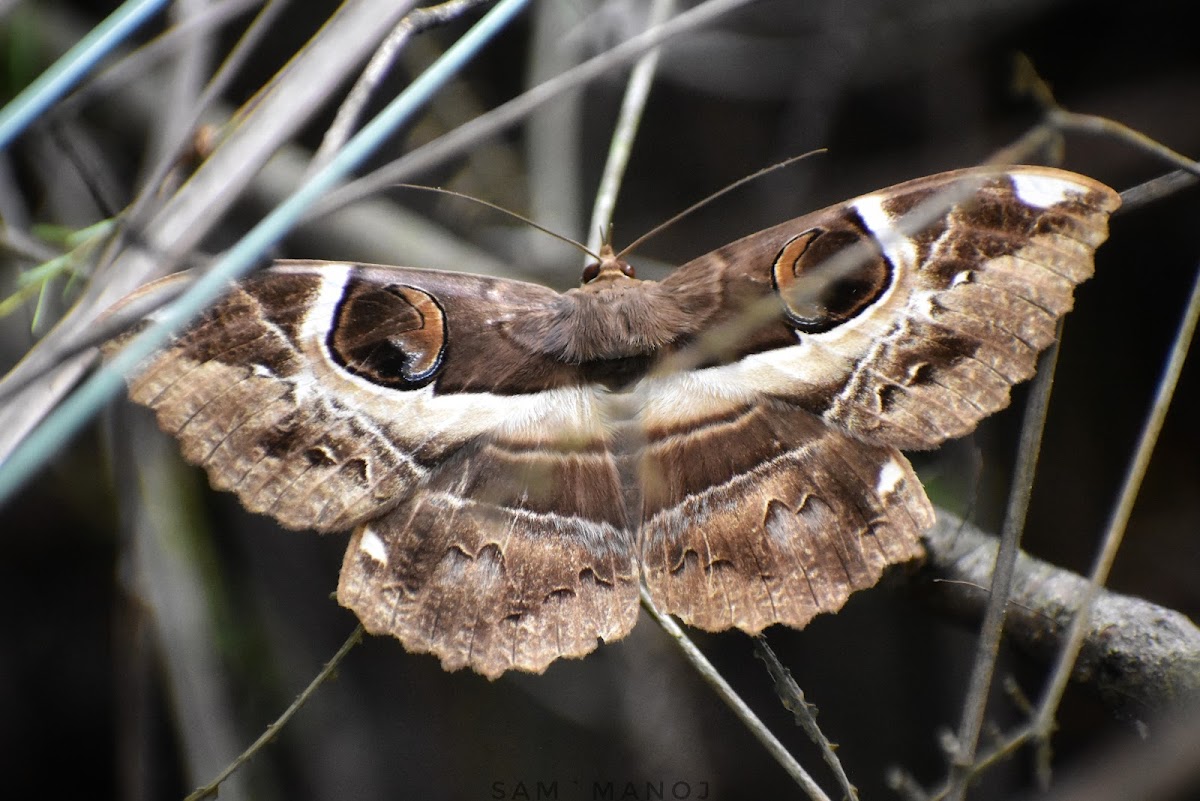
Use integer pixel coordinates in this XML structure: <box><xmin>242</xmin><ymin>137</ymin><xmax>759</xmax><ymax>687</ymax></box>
<box><xmin>945</xmin><ymin>334</ymin><xmax>1064</xmax><ymax>801</ymax></box>
<box><xmin>755</xmin><ymin>637</ymin><xmax>858</xmax><ymax>801</ymax></box>
<box><xmin>902</xmin><ymin>724</ymin><xmax>1032</xmax><ymax>801</ymax></box>
<box><xmin>585</xmin><ymin>0</ymin><xmax>676</xmax><ymax>256</ymax></box>
<box><xmin>1006</xmin><ymin>55</ymin><xmax>1200</xmax><ymax>187</ymax></box>
<box><xmin>48</xmin><ymin>0</ymin><xmax>263</xmax><ymax>117</ymax></box>
<box><xmin>124</xmin><ymin>0</ymin><xmax>292</xmax><ymax>232</ymax></box>
<box><xmin>639</xmin><ymin>587</ymin><xmax>833</xmax><ymax>801</ymax></box>
<box><xmin>1048</xmin><ymin>109</ymin><xmax>1200</xmax><ymax>181</ymax></box>
<box><xmin>1119</xmin><ymin>169</ymin><xmax>1198</xmax><ymax>213</ymax></box>
<box><xmin>184</xmin><ymin>626</ymin><xmax>365</xmax><ymax>801</ymax></box>
<box><xmin>154</xmin><ymin>0</ymin><xmax>211</xmax><ymax>174</ymax></box>
<box><xmin>1031</xmin><ymin>260</ymin><xmax>1200</xmax><ymax>775</ymax></box>
<box><xmin>309</xmin><ymin>0</ymin><xmax>497</xmax><ymax>172</ymax></box>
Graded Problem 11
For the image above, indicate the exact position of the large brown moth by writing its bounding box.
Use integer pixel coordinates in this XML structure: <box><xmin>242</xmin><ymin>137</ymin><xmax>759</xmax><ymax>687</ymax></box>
<box><xmin>108</xmin><ymin>165</ymin><xmax>1119</xmax><ymax>678</ymax></box>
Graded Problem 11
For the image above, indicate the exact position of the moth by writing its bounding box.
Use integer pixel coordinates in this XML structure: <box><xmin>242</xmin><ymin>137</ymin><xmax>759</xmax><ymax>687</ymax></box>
<box><xmin>109</xmin><ymin>165</ymin><xmax>1119</xmax><ymax>679</ymax></box>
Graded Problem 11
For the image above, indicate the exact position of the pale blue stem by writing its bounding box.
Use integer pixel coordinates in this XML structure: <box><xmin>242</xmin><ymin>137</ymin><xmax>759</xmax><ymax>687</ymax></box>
<box><xmin>0</xmin><ymin>0</ymin><xmax>531</xmax><ymax>505</ymax></box>
<box><xmin>0</xmin><ymin>0</ymin><xmax>170</xmax><ymax>149</ymax></box>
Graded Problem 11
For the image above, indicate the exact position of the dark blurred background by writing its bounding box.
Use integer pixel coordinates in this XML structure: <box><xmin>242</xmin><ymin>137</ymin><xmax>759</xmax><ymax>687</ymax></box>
<box><xmin>1</xmin><ymin>1</ymin><xmax>1198</xmax><ymax>800</ymax></box>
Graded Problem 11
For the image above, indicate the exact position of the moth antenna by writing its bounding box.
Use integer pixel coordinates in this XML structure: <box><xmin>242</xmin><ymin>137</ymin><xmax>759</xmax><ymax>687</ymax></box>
<box><xmin>396</xmin><ymin>184</ymin><xmax>602</xmax><ymax>262</ymax></box>
<box><xmin>615</xmin><ymin>149</ymin><xmax>827</xmax><ymax>260</ymax></box>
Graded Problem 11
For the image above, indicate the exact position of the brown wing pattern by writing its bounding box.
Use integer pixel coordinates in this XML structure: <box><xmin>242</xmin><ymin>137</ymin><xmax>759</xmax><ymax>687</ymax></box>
<box><xmin>114</xmin><ymin>262</ymin><xmax>590</xmax><ymax>531</ymax></box>
<box><xmin>338</xmin><ymin>431</ymin><xmax>639</xmax><ymax>678</ymax></box>
<box><xmin>636</xmin><ymin>392</ymin><xmax>930</xmax><ymax>632</ymax></box>
<box><xmin>110</xmin><ymin>262</ymin><xmax>639</xmax><ymax>676</ymax></box>
<box><xmin>658</xmin><ymin>166</ymin><xmax>1120</xmax><ymax>450</ymax></box>
<box><xmin>109</xmin><ymin>166</ymin><xmax>1119</xmax><ymax>677</ymax></box>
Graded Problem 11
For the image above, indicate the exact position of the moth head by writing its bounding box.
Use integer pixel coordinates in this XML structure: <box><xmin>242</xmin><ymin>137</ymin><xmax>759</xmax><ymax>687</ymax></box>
<box><xmin>581</xmin><ymin>243</ymin><xmax>637</xmax><ymax>284</ymax></box>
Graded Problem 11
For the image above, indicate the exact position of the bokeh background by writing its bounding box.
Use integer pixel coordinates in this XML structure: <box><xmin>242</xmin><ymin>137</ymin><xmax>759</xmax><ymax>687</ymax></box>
<box><xmin>2</xmin><ymin>1</ymin><xmax>1198</xmax><ymax>800</ymax></box>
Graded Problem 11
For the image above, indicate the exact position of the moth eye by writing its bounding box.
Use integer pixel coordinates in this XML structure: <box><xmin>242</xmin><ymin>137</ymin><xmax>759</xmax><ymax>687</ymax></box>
<box><xmin>327</xmin><ymin>279</ymin><xmax>447</xmax><ymax>389</ymax></box>
<box><xmin>771</xmin><ymin>227</ymin><xmax>893</xmax><ymax>334</ymax></box>
<box><xmin>620</xmin><ymin>261</ymin><xmax>636</xmax><ymax>278</ymax></box>
<box><xmin>582</xmin><ymin>262</ymin><xmax>601</xmax><ymax>283</ymax></box>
